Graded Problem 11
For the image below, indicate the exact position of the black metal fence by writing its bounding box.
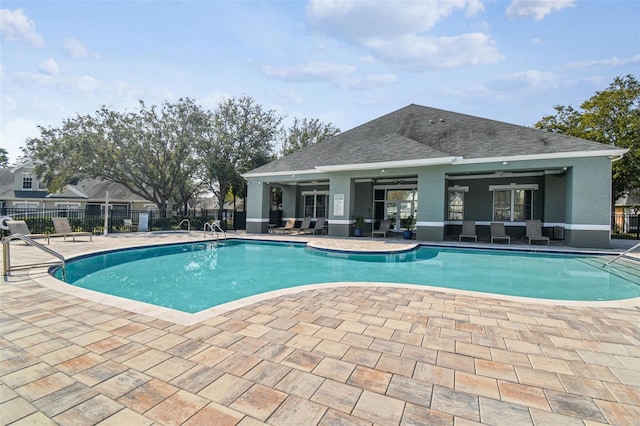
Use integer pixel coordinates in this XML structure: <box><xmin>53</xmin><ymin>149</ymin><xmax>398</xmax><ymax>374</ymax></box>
<box><xmin>0</xmin><ymin>207</ymin><xmax>245</xmax><ymax>236</ymax></box>
<box><xmin>611</xmin><ymin>212</ymin><xmax>640</xmax><ymax>240</ymax></box>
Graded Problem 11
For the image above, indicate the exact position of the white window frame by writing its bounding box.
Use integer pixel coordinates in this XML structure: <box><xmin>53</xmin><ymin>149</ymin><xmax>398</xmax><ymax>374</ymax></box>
<box><xmin>301</xmin><ymin>190</ymin><xmax>329</xmax><ymax>218</ymax></box>
<box><xmin>21</xmin><ymin>173</ymin><xmax>34</xmax><ymax>190</ymax></box>
<box><xmin>54</xmin><ymin>202</ymin><xmax>81</xmax><ymax>210</ymax></box>
<box><xmin>13</xmin><ymin>201</ymin><xmax>39</xmax><ymax>209</ymax></box>
<box><xmin>447</xmin><ymin>185</ymin><xmax>469</xmax><ymax>221</ymax></box>
<box><xmin>489</xmin><ymin>183</ymin><xmax>538</xmax><ymax>222</ymax></box>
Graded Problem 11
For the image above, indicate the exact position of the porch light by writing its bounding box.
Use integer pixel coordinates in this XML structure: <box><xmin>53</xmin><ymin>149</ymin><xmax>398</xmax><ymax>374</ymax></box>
<box><xmin>502</xmin><ymin>161</ymin><xmax>508</xmax><ymax>165</ymax></box>
<box><xmin>380</xmin><ymin>169</ymin><xmax>386</xmax><ymax>173</ymax></box>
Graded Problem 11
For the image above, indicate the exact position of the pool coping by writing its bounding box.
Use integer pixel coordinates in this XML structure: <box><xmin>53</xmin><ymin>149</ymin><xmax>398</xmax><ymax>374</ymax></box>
<box><xmin>29</xmin><ymin>235</ymin><xmax>640</xmax><ymax>326</ymax></box>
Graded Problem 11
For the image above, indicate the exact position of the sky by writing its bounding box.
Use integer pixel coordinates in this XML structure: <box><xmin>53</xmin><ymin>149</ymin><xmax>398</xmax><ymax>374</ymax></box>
<box><xmin>1</xmin><ymin>0</ymin><xmax>639</xmax><ymax>164</ymax></box>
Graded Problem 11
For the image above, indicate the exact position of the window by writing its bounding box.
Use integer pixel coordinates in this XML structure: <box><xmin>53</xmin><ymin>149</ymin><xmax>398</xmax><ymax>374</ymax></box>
<box><xmin>22</xmin><ymin>174</ymin><xmax>33</xmax><ymax>190</ymax></box>
<box><xmin>303</xmin><ymin>193</ymin><xmax>327</xmax><ymax>218</ymax></box>
<box><xmin>491</xmin><ymin>185</ymin><xmax>535</xmax><ymax>221</ymax></box>
<box><xmin>448</xmin><ymin>187</ymin><xmax>467</xmax><ymax>220</ymax></box>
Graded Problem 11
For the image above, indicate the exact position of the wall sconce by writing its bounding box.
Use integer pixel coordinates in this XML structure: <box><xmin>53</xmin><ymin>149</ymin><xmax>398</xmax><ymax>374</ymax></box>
<box><xmin>380</xmin><ymin>169</ymin><xmax>386</xmax><ymax>173</ymax></box>
<box><xmin>502</xmin><ymin>161</ymin><xmax>508</xmax><ymax>165</ymax></box>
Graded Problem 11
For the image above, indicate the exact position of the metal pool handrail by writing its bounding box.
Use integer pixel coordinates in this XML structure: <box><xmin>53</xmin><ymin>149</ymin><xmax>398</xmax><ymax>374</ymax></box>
<box><xmin>3</xmin><ymin>233</ymin><xmax>66</xmax><ymax>280</ymax></box>
<box><xmin>176</xmin><ymin>219</ymin><xmax>191</xmax><ymax>231</ymax></box>
<box><xmin>604</xmin><ymin>241</ymin><xmax>640</xmax><ymax>266</ymax></box>
<box><xmin>203</xmin><ymin>221</ymin><xmax>226</xmax><ymax>241</ymax></box>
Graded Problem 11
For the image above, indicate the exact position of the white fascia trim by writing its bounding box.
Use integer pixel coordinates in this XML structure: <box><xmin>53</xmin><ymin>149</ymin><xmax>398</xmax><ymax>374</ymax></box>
<box><xmin>242</xmin><ymin>169</ymin><xmax>320</xmax><ymax>178</ymax></box>
<box><xmin>315</xmin><ymin>157</ymin><xmax>458</xmax><ymax>172</ymax></box>
<box><xmin>456</xmin><ymin>149</ymin><xmax>628</xmax><ymax>165</ymax></box>
<box><xmin>565</xmin><ymin>224</ymin><xmax>610</xmax><ymax>231</ymax></box>
<box><xmin>417</xmin><ymin>221</ymin><xmax>445</xmax><ymax>227</ymax></box>
<box><xmin>330</xmin><ymin>219</ymin><xmax>352</xmax><ymax>225</ymax></box>
<box><xmin>246</xmin><ymin>218</ymin><xmax>269</xmax><ymax>223</ymax></box>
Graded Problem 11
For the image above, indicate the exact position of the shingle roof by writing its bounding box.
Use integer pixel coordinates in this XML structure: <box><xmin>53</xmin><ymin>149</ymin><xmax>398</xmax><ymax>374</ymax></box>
<box><xmin>248</xmin><ymin>104</ymin><xmax>621</xmax><ymax>175</ymax></box>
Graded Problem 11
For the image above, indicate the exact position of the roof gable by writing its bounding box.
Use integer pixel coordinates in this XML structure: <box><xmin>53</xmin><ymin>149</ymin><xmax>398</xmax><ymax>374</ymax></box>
<box><xmin>248</xmin><ymin>104</ymin><xmax>622</xmax><ymax>175</ymax></box>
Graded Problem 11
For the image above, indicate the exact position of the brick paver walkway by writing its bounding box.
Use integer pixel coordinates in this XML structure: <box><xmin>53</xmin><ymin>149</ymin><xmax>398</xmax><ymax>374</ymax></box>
<box><xmin>1</xmin><ymin>233</ymin><xmax>639</xmax><ymax>425</ymax></box>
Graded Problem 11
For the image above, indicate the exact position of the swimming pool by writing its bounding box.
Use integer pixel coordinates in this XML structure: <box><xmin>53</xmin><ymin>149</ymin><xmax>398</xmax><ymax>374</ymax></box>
<box><xmin>53</xmin><ymin>239</ymin><xmax>640</xmax><ymax>313</ymax></box>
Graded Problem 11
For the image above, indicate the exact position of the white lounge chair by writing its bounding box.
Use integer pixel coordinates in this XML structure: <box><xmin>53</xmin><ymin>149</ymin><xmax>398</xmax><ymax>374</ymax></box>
<box><xmin>6</xmin><ymin>220</ymin><xmax>51</xmax><ymax>244</ymax></box>
<box><xmin>273</xmin><ymin>218</ymin><xmax>296</xmax><ymax>233</ymax></box>
<box><xmin>52</xmin><ymin>217</ymin><xmax>92</xmax><ymax>242</ymax></box>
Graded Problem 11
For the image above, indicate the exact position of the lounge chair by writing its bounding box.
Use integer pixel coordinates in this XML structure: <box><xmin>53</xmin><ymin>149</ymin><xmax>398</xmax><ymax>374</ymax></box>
<box><xmin>273</xmin><ymin>217</ymin><xmax>296</xmax><ymax>233</ymax></box>
<box><xmin>6</xmin><ymin>220</ymin><xmax>51</xmax><ymax>244</ymax></box>
<box><xmin>123</xmin><ymin>219</ymin><xmax>137</xmax><ymax>231</ymax></box>
<box><xmin>490</xmin><ymin>222</ymin><xmax>510</xmax><ymax>244</ymax></box>
<box><xmin>294</xmin><ymin>217</ymin><xmax>313</xmax><ymax>234</ymax></box>
<box><xmin>459</xmin><ymin>220</ymin><xmax>477</xmax><ymax>242</ymax></box>
<box><xmin>372</xmin><ymin>219</ymin><xmax>391</xmax><ymax>238</ymax></box>
<box><xmin>312</xmin><ymin>217</ymin><xmax>327</xmax><ymax>235</ymax></box>
<box><xmin>524</xmin><ymin>220</ymin><xmax>550</xmax><ymax>245</ymax></box>
<box><xmin>52</xmin><ymin>217</ymin><xmax>92</xmax><ymax>242</ymax></box>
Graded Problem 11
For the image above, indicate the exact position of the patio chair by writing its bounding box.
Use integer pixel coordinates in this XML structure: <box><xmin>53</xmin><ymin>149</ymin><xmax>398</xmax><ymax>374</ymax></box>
<box><xmin>52</xmin><ymin>217</ymin><xmax>92</xmax><ymax>242</ymax></box>
<box><xmin>123</xmin><ymin>219</ymin><xmax>137</xmax><ymax>231</ymax></box>
<box><xmin>312</xmin><ymin>217</ymin><xmax>327</xmax><ymax>235</ymax></box>
<box><xmin>524</xmin><ymin>220</ymin><xmax>550</xmax><ymax>245</ymax></box>
<box><xmin>490</xmin><ymin>222</ymin><xmax>510</xmax><ymax>244</ymax></box>
<box><xmin>294</xmin><ymin>217</ymin><xmax>313</xmax><ymax>234</ymax></box>
<box><xmin>372</xmin><ymin>219</ymin><xmax>391</xmax><ymax>238</ymax></box>
<box><xmin>6</xmin><ymin>220</ymin><xmax>51</xmax><ymax>244</ymax></box>
<box><xmin>273</xmin><ymin>217</ymin><xmax>296</xmax><ymax>233</ymax></box>
<box><xmin>459</xmin><ymin>220</ymin><xmax>477</xmax><ymax>242</ymax></box>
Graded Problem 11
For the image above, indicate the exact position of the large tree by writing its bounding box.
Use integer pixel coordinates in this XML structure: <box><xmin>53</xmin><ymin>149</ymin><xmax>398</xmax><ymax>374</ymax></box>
<box><xmin>24</xmin><ymin>98</ymin><xmax>206</xmax><ymax>216</ymax></box>
<box><xmin>0</xmin><ymin>148</ymin><xmax>9</xmax><ymax>167</ymax></box>
<box><xmin>280</xmin><ymin>117</ymin><xmax>341</xmax><ymax>156</ymax></box>
<box><xmin>200</xmin><ymin>96</ymin><xmax>282</xmax><ymax>217</ymax></box>
<box><xmin>535</xmin><ymin>74</ymin><xmax>640</xmax><ymax>200</ymax></box>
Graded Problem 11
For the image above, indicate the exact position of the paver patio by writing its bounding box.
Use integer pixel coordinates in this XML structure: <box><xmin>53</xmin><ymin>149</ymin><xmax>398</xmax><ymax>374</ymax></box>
<box><xmin>1</xmin><ymin>232</ymin><xmax>639</xmax><ymax>425</ymax></box>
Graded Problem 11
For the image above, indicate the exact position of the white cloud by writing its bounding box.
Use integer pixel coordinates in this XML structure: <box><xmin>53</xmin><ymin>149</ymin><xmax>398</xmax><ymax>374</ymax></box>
<box><xmin>0</xmin><ymin>8</ymin><xmax>45</xmax><ymax>47</ymax></box>
<box><xmin>490</xmin><ymin>70</ymin><xmax>560</xmax><ymax>90</ymax></box>
<box><xmin>564</xmin><ymin>55</ymin><xmax>640</xmax><ymax>70</ymax></box>
<box><xmin>261</xmin><ymin>61</ymin><xmax>357</xmax><ymax>82</ymax></box>
<box><xmin>506</xmin><ymin>0</ymin><xmax>575</xmax><ymax>21</ymax></box>
<box><xmin>338</xmin><ymin>73</ymin><xmax>397</xmax><ymax>90</ymax></box>
<box><xmin>64</xmin><ymin>37</ymin><xmax>98</xmax><ymax>59</ymax></box>
<box><xmin>305</xmin><ymin>0</ymin><xmax>498</xmax><ymax>70</ymax></box>
<box><xmin>0</xmin><ymin>95</ymin><xmax>17</xmax><ymax>112</ymax></box>
<box><xmin>15</xmin><ymin>71</ymin><xmax>102</xmax><ymax>93</ymax></box>
<box><xmin>368</xmin><ymin>33</ymin><xmax>503</xmax><ymax>69</ymax></box>
<box><xmin>1</xmin><ymin>117</ymin><xmax>40</xmax><ymax>161</ymax></box>
<box><xmin>532</xmin><ymin>38</ymin><xmax>542</xmax><ymax>44</ymax></box>
<box><xmin>39</xmin><ymin>58</ymin><xmax>59</xmax><ymax>76</ymax></box>
<box><xmin>307</xmin><ymin>0</ymin><xmax>483</xmax><ymax>40</ymax></box>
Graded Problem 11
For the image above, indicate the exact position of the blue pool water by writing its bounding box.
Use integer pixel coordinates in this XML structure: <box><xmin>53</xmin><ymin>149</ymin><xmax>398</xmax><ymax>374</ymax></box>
<box><xmin>55</xmin><ymin>240</ymin><xmax>640</xmax><ymax>313</ymax></box>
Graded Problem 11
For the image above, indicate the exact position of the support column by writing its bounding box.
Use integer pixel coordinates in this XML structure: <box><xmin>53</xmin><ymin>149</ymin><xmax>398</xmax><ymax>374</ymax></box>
<box><xmin>328</xmin><ymin>174</ymin><xmax>354</xmax><ymax>237</ymax></box>
<box><xmin>416</xmin><ymin>167</ymin><xmax>446</xmax><ymax>241</ymax></box>
<box><xmin>245</xmin><ymin>180</ymin><xmax>271</xmax><ymax>233</ymax></box>
<box><xmin>565</xmin><ymin>158</ymin><xmax>611</xmax><ymax>248</ymax></box>
<box><xmin>281</xmin><ymin>185</ymin><xmax>298</xmax><ymax>221</ymax></box>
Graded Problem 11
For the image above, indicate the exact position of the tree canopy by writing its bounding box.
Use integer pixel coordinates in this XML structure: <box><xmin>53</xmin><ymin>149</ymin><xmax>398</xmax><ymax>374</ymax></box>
<box><xmin>23</xmin><ymin>95</ymin><xmax>340</xmax><ymax>216</ymax></box>
<box><xmin>24</xmin><ymin>98</ymin><xmax>207</xmax><ymax>215</ymax></box>
<box><xmin>0</xmin><ymin>148</ymin><xmax>8</xmax><ymax>167</ymax></box>
<box><xmin>199</xmin><ymin>96</ymin><xmax>283</xmax><ymax>216</ymax></box>
<box><xmin>535</xmin><ymin>74</ymin><xmax>640</xmax><ymax>200</ymax></box>
<box><xmin>280</xmin><ymin>117</ymin><xmax>341</xmax><ymax>156</ymax></box>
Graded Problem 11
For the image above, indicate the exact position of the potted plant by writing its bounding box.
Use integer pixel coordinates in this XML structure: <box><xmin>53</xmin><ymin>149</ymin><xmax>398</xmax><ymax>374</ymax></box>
<box><xmin>353</xmin><ymin>216</ymin><xmax>365</xmax><ymax>237</ymax></box>
<box><xmin>401</xmin><ymin>215</ymin><xmax>414</xmax><ymax>239</ymax></box>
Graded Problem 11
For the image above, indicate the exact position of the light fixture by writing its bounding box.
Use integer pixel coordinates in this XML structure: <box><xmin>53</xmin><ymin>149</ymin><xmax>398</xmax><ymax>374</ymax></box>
<box><xmin>502</xmin><ymin>161</ymin><xmax>508</xmax><ymax>165</ymax></box>
<box><xmin>380</xmin><ymin>169</ymin><xmax>386</xmax><ymax>173</ymax></box>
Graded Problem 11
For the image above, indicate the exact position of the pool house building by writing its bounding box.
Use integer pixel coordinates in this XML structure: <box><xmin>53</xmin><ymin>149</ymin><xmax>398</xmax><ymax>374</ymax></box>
<box><xmin>243</xmin><ymin>104</ymin><xmax>627</xmax><ymax>248</ymax></box>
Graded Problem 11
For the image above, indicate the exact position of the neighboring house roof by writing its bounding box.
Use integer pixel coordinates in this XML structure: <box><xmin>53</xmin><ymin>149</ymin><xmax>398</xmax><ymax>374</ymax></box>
<box><xmin>0</xmin><ymin>167</ymin><xmax>149</xmax><ymax>203</ymax></box>
<box><xmin>616</xmin><ymin>191</ymin><xmax>640</xmax><ymax>207</ymax></box>
<box><xmin>246</xmin><ymin>104</ymin><xmax>626</xmax><ymax>176</ymax></box>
